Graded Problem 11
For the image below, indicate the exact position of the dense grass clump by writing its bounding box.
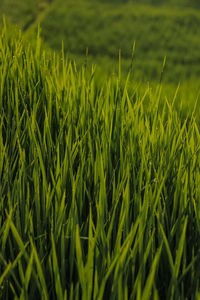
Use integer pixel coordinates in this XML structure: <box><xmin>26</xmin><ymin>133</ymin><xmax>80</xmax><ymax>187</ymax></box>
<box><xmin>0</xmin><ymin>23</ymin><xmax>200</xmax><ymax>300</ymax></box>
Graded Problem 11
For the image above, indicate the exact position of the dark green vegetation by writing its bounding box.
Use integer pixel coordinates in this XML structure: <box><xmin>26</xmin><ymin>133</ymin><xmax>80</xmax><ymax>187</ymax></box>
<box><xmin>98</xmin><ymin>0</ymin><xmax>200</xmax><ymax>9</ymax></box>
<box><xmin>41</xmin><ymin>0</ymin><xmax>200</xmax><ymax>82</ymax></box>
<box><xmin>0</xmin><ymin>0</ymin><xmax>37</xmax><ymax>29</ymax></box>
<box><xmin>1</xmin><ymin>0</ymin><xmax>200</xmax><ymax>83</ymax></box>
<box><xmin>1</xmin><ymin>22</ymin><xmax>200</xmax><ymax>299</ymax></box>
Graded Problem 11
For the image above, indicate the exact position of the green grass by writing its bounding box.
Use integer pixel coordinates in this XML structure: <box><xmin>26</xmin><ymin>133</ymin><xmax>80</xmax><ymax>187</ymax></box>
<box><xmin>0</xmin><ymin>21</ymin><xmax>200</xmax><ymax>299</ymax></box>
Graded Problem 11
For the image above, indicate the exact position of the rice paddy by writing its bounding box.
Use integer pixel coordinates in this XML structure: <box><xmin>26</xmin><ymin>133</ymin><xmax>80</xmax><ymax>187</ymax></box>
<box><xmin>0</xmin><ymin>21</ymin><xmax>200</xmax><ymax>299</ymax></box>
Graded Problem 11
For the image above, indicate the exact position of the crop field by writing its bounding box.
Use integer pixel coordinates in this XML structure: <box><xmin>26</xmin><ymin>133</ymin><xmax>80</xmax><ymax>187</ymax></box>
<box><xmin>1</xmin><ymin>0</ymin><xmax>200</xmax><ymax>299</ymax></box>
<box><xmin>1</xmin><ymin>0</ymin><xmax>200</xmax><ymax>83</ymax></box>
<box><xmin>41</xmin><ymin>0</ymin><xmax>200</xmax><ymax>82</ymax></box>
<box><xmin>0</xmin><ymin>0</ymin><xmax>37</xmax><ymax>29</ymax></box>
<box><xmin>0</xmin><ymin>18</ymin><xmax>200</xmax><ymax>299</ymax></box>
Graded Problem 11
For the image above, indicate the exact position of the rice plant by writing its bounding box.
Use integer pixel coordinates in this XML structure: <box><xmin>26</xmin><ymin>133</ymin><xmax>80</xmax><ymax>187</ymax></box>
<box><xmin>0</xmin><ymin>21</ymin><xmax>200</xmax><ymax>299</ymax></box>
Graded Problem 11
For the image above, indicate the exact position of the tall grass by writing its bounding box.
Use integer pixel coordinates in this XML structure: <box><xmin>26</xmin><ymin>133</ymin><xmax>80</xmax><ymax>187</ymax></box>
<box><xmin>0</xmin><ymin>21</ymin><xmax>200</xmax><ymax>299</ymax></box>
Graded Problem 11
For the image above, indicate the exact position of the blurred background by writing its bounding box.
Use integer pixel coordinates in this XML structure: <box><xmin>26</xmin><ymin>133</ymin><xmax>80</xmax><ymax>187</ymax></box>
<box><xmin>1</xmin><ymin>0</ymin><xmax>200</xmax><ymax>85</ymax></box>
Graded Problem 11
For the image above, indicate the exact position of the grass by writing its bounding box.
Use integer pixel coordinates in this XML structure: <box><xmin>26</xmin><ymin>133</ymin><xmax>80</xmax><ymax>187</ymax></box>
<box><xmin>0</xmin><ymin>21</ymin><xmax>200</xmax><ymax>299</ymax></box>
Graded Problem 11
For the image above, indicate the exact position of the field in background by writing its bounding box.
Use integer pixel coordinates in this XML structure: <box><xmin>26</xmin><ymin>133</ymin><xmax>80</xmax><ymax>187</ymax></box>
<box><xmin>0</xmin><ymin>0</ymin><xmax>37</xmax><ymax>28</ymax></box>
<box><xmin>1</xmin><ymin>0</ymin><xmax>200</xmax><ymax>83</ymax></box>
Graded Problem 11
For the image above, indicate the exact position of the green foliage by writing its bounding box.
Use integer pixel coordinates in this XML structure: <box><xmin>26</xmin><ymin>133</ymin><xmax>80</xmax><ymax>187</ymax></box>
<box><xmin>0</xmin><ymin>0</ymin><xmax>37</xmax><ymax>29</ymax></box>
<box><xmin>97</xmin><ymin>0</ymin><xmax>200</xmax><ymax>9</ymax></box>
<box><xmin>0</xmin><ymin>22</ymin><xmax>200</xmax><ymax>299</ymax></box>
<box><xmin>1</xmin><ymin>0</ymin><xmax>200</xmax><ymax>82</ymax></box>
<box><xmin>39</xmin><ymin>0</ymin><xmax>200</xmax><ymax>82</ymax></box>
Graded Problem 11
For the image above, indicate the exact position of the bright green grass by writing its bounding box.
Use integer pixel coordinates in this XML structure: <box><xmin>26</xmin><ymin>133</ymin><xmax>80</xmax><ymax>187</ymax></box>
<box><xmin>0</xmin><ymin>21</ymin><xmax>200</xmax><ymax>300</ymax></box>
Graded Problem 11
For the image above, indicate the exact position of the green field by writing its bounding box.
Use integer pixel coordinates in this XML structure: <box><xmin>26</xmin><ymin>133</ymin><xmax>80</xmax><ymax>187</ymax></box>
<box><xmin>1</xmin><ymin>0</ymin><xmax>200</xmax><ymax>299</ymax></box>
<box><xmin>0</xmin><ymin>0</ymin><xmax>37</xmax><ymax>28</ymax></box>
<box><xmin>1</xmin><ymin>0</ymin><xmax>200</xmax><ymax>83</ymax></box>
<box><xmin>0</xmin><ymin>20</ymin><xmax>200</xmax><ymax>300</ymax></box>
